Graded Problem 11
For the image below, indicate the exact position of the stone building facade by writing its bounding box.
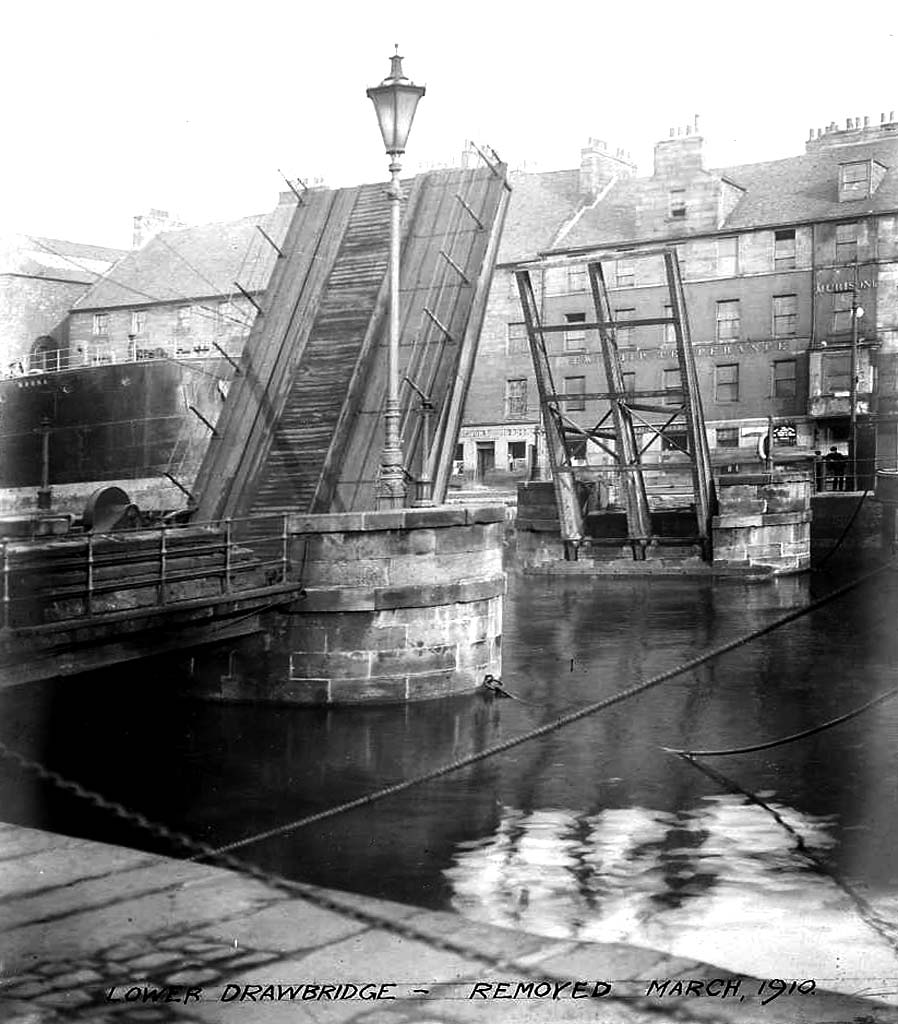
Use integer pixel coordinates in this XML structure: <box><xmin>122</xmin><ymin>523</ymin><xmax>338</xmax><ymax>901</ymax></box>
<box><xmin>67</xmin><ymin>196</ymin><xmax>296</xmax><ymax>366</ymax></box>
<box><xmin>458</xmin><ymin>140</ymin><xmax>636</xmax><ymax>485</ymax></box>
<box><xmin>462</xmin><ymin>116</ymin><xmax>898</xmax><ymax>490</ymax></box>
<box><xmin>0</xmin><ymin>236</ymin><xmax>126</xmax><ymax>371</ymax></box>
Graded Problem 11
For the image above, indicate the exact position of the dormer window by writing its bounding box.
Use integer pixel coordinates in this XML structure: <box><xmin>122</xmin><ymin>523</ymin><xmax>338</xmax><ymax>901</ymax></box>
<box><xmin>839</xmin><ymin>159</ymin><xmax>887</xmax><ymax>202</ymax></box>
<box><xmin>669</xmin><ymin>189</ymin><xmax>686</xmax><ymax>219</ymax></box>
<box><xmin>840</xmin><ymin>162</ymin><xmax>870</xmax><ymax>200</ymax></box>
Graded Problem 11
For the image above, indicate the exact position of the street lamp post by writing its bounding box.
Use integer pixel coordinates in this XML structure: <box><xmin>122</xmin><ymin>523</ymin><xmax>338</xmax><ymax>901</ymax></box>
<box><xmin>367</xmin><ymin>48</ymin><xmax>425</xmax><ymax>509</ymax></box>
<box><xmin>849</xmin><ymin>260</ymin><xmax>865</xmax><ymax>492</ymax></box>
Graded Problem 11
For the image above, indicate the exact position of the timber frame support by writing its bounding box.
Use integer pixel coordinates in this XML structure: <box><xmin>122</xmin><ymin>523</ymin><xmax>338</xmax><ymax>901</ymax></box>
<box><xmin>515</xmin><ymin>246</ymin><xmax>716</xmax><ymax>560</ymax></box>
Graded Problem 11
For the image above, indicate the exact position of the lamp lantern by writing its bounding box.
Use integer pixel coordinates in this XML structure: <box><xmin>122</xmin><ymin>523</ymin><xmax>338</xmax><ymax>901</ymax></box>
<box><xmin>366</xmin><ymin>48</ymin><xmax>426</xmax><ymax>156</ymax></box>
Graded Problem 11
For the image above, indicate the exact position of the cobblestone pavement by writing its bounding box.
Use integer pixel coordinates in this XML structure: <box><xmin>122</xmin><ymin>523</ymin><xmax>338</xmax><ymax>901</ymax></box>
<box><xmin>0</xmin><ymin>823</ymin><xmax>894</xmax><ymax>1024</ymax></box>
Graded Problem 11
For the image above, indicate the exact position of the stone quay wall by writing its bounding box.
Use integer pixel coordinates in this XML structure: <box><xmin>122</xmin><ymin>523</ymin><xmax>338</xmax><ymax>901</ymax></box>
<box><xmin>712</xmin><ymin>471</ymin><xmax>812</xmax><ymax>574</ymax></box>
<box><xmin>253</xmin><ymin>506</ymin><xmax>506</xmax><ymax>705</ymax></box>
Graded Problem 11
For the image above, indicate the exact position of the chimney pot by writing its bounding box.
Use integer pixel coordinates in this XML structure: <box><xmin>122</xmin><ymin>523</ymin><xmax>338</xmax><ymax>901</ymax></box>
<box><xmin>882</xmin><ymin>113</ymin><xmax>887</xmax><ymax>123</ymax></box>
<box><xmin>694</xmin><ymin>114</ymin><xmax>700</xmax><ymax>132</ymax></box>
<box><xmin>846</xmin><ymin>118</ymin><xmax>853</xmax><ymax>129</ymax></box>
<box><xmin>685</xmin><ymin>124</ymin><xmax>692</xmax><ymax>136</ymax></box>
<box><xmin>864</xmin><ymin>116</ymin><xmax>870</xmax><ymax>126</ymax></box>
<box><xmin>891</xmin><ymin>111</ymin><xmax>896</xmax><ymax>121</ymax></box>
<box><xmin>669</xmin><ymin>128</ymin><xmax>675</xmax><ymax>138</ymax></box>
<box><xmin>677</xmin><ymin>126</ymin><xmax>682</xmax><ymax>136</ymax></box>
<box><xmin>808</xmin><ymin>127</ymin><xmax>814</xmax><ymax>140</ymax></box>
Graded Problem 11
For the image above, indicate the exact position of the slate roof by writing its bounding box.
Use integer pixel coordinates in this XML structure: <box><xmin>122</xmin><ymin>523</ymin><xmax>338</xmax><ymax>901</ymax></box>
<box><xmin>0</xmin><ymin>235</ymin><xmax>127</xmax><ymax>284</ymax></box>
<box><xmin>498</xmin><ymin>168</ymin><xmax>584</xmax><ymax>263</ymax></box>
<box><xmin>73</xmin><ymin>203</ymin><xmax>296</xmax><ymax>311</ymax></box>
<box><xmin>555</xmin><ymin>132</ymin><xmax>898</xmax><ymax>252</ymax></box>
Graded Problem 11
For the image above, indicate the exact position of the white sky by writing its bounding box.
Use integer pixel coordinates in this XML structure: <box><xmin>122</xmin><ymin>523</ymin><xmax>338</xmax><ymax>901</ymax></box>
<box><xmin>2</xmin><ymin>0</ymin><xmax>897</xmax><ymax>250</ymax></box>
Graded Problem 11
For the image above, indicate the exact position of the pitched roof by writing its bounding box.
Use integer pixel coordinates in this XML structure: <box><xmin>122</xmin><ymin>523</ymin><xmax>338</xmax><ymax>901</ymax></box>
<box><xmin>498</xmin><ymin>168</ymin><xmax>584</xmax><ymax>263</ymax></box>
<box><xmin>0</xmin><ymin>234</ymin><xmax>127</xmax><ymax>284</ymax></box>
<box><xmin>720</xmin><ymin>138</ymin><xmax>898</xmax><ymax>227</ymax></box>
<box><xmin>555</xmin><ymin>134</ymin><xmax>898</xmax><ymax>252</ymax></box>
<box><xmin>73</xmin><ymin>204</ymin><xmax>296</xmax><ymax>310</ymax></box>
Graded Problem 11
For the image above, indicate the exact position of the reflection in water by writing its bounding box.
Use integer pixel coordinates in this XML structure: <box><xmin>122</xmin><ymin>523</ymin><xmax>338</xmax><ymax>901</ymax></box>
<box><xmin>2</xmin><ymin>566</ymin><xmax>898</xmax><ymax>996</ymax></box>
<box><xmin>446</xmin><ymin>795</ymin><xmax>898</xmax><ymax>1000</ymax></box>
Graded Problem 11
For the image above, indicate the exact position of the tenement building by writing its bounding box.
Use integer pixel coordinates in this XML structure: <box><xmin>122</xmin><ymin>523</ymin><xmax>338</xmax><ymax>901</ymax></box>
<box><xmin>67</xmin><ymin>196</ymin><xmax>296</xmax><ymax>366</ymax></box>
<box><xmin>462</xmin><ymin>115</ymin><xmax>898</xmax><ymax>490</ymax></box>
<box><xmin>457</xmin><ymin>140</ymin><xmax>636</xmax><ymax>484</ymax></box>
<box><xmin>0</xmin><ymin>235</ymin><xmax>127</xmax><ymax>372</ymax></box>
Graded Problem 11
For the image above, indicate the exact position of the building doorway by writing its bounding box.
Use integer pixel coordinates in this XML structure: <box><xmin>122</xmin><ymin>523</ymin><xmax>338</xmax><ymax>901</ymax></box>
<box><xmin>29</xmin><ymin>336</ymin><xmax>61</xmax><ymax>372</ymax></box>
<box><xmin>476</xmin><ymin>441</ymin><xmax>495</xmax><ymax>483</ymax></box>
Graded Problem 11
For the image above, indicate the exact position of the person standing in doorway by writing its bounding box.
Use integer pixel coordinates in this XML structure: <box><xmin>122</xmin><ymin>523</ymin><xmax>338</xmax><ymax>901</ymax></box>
<box><xmin>825</xmin><ymin>446</ymin><xmax>848</xmax><ymax>491</ymax></box>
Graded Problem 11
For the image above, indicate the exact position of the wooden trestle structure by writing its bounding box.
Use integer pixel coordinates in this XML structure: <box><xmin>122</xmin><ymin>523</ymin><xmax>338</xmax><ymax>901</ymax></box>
<box><xmin>515</xmin><ymin>248</ymin><xmax>716</xmax><ymax>560</ymax></box>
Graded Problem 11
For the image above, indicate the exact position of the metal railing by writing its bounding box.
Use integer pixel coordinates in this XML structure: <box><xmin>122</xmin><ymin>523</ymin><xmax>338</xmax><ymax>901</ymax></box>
<box><xmin>0</xmin><ymin>513</ymin><xmax>294</xmax><ymax>630</ymax></box>
<box><xmin>5</xmin><ymin>339</ymin><xmax>245</xmax><ymax>380</ymax></box>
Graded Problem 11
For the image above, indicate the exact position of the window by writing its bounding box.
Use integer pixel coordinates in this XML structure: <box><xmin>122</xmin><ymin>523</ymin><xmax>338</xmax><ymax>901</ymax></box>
<box><xmin>715</xmin><ymin>363</ymin><xmax>739</xmax><ymax>402</ymax></box>
<box><xmin>564</xmin><ymin>312</ymin><xmax>586</xmax><ymax>352</ymax></box>
<box><xmin>506</xmin><ymin>322</ymin><xmax>528</xmax><ymax>355</ymax></box>
<box><xmin>831</xmin><ymin>291</ymin><xmax>853</xmax><ymax>333</ymax></box>
<box><xmin>564</xmin><ymin>375</ymin><xmax>586</xmax><ymax>412</ymax></box>
<box><xmin>176</xmin><ymin>305</ymin><xmax>193</xmax><ymax>331</ymax></box>
<box><xmin>669</xmin><ymin>189</ymin><xmax>686</xmax><ymax>219</ymax></box>
<box><xmin>544</xmin><ymin>264</ymin><xmax>586</xmax><ymax>295</ymax></box>
<box><xmin>823</xmin><ymin>353</ymin><xmax>851</xmax><ymax>393</ymax></box>
<box><xmin>674</xmin><ymin>245</ymin><xmax>689</xmax><ymax>278</ymax></box>
<box><xmin>663</xmin><ymin>304</ymin><xmax>677</xmax><ymax>344</ymax></box>
<box><xmin>508</xmin><ymin>441</ymin><xmax>527</xmax><ymax>471</ymax></box>
<box><xmin>622</xmin><ymin>372</ymin><xmax>636</xmax><ymax>394</ymax></box>
<box><xmin>716</xmin><ymin>427</ymin><xmax>739</xmax><ymax>448</ymax></box>
<box><xmin>716</xmin><ymin>300</ymin><xmax>740</xmax><ymax>341</ymax></box>
<box><xmin>774</xmin><ymin>229</ymin><xmax>796</xmax><ymax>271</ymax></box>
<box><xmin>616</xmin><ymin>259</ymin><xmax>635</xmax><ymax>287</ymax></box>
<box><xmin>505</xmin><ymin>378</ymin><xmax>527</xmax><ymax>419</ymax></box>
<box><xmin>130</xmin><ymin>310</ymin><xmax>146</xmax><ymax>336</ymax></box>
<box><xmin>773</xmin><ymin>359</ymin><xmax>797</xmax><ymax>398</ymax></box>
<box><xmin>568</xmin><ymin>264</ymin><xmax>587</xmax><ymax>292</ymax></box>
<box><xmin>453</xmin><ymin>443</ymin><xmax>464</xmax><ymax>475</ymax></box>
<box><xmin>773</xmin><ymin>294</ymin><xmax>798</xmax><ymax>337</ymax></box>
<box><xmin>615</xmin><ymin>308</ymin><xmax>636</xmax><ymax>347</ymax></box>
<box><xmin>663</xmin><ymin>368</ymin><xmax>682</xmax><ymax>405</ymax></box>
<box><xmin>835</xmin><ymin>222</ymin><xmax>858</xmax><ymax>264</ymax></box>
<box><xmin>92</xmin><ymin>313</ymin><xmax>108</xmax><ymax>336</ymax></box>
<box><xmin>717</xmin><ymin>237</ymin><xmax>738</xmax><ymax>276</ymax></box>
<box><xmin>544</xmin><ymin>266</ymin><xmax>568</xmax><ymax>295</ymax></box>
<box><xmin>840</xmin><ymin>161</ymin><xmax>870</xmax><ymax>201</ymax></box>
<box><xmin>216</xmin><ymin>300</ymin><xmax>232</xmax><ymax>334</ymax></box>
<box><xmin>661</xmin><ymin>429</ymin><xmax>688</xmax><ymax>452</ymax></box>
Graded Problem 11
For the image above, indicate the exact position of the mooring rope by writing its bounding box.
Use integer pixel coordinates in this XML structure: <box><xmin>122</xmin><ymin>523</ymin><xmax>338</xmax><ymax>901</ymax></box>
<box><xmin>194</xmin><ymin>558</ymin><xmax>894</xmax><ymax>860</ymax></box>
<box><xmin>662</xmin><ymin>683</ymin><xmax>898</xmax><ymax>758</ymax></box>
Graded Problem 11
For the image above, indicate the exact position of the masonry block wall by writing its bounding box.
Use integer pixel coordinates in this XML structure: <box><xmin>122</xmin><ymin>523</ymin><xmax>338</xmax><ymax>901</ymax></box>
<box><xmin>712</xmin><ymin>471</ymin><xmax>812</xmax><ymax>573</ymax></box>
<box><xmin>0</xmin><ymin>276</ymin><xmax>85</xmax><ymax>368</ymax></box>
<box><xmin>215</xmin><ymin>506</ymin><xmax>506</xmax><ymax>705</ymax></box>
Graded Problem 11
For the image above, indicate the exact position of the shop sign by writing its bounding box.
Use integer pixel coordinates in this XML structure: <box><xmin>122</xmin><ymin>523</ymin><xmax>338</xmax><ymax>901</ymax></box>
<box><xmin>772</xmin><ymin>422</ymin><xmax>797</xmax><ymax>446</ymax></box>
<box><xmin>564</xmin><ymin>338</ymin><xmax>794</xmax><ymax>366</ymax></box>
<box><xmin>815</xmin><ymin>279</ymin><xmax>876</xmax><ymax>294</ymax></box>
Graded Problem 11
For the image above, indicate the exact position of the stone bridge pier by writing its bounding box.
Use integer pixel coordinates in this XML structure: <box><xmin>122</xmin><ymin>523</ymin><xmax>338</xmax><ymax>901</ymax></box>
<box><xmin>189</xmin><ymin>506</ymin><xmax>506</xmax><ymax>705</ymax></box>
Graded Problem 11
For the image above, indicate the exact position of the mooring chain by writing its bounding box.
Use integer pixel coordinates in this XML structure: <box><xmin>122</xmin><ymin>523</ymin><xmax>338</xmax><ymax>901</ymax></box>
<box><xmin>678</xmin><ymin>753</ymin><xmax>898</xmax><ymax>957</ymax></box>
<box><xmin>1</xmin><ymin>560</ymin><xmax>890</xmax><ymax>870</ymax></box>
<box><xmin>0</xmin><ymin>747</ymin><xmax>730</xmax><ymax>1024</ymax></box>
<box><xmin>1</xmin><ymin>562</ymin><xmax>894</xmax><ymax>1024</ymax></box>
